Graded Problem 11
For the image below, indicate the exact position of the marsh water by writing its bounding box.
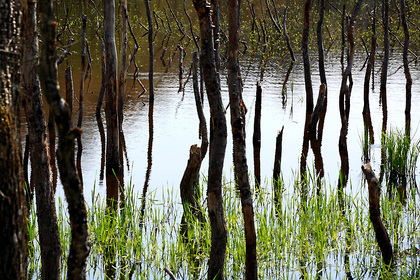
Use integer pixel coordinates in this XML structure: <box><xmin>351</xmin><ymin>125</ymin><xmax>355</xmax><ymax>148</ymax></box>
<box><xmin>55</xmin><ymin>50</ymin><xmax>420</xmax><ymax>204</ymax></box>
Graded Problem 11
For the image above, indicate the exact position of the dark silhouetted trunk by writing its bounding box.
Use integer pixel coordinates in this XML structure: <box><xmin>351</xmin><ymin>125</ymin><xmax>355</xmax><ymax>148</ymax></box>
<box><xmin>380</xmin><ymin>0</ymin><xmax>389</xmax><ymax>134</ymax></box>
<box><xmin>65</xmin><ymin>66</ymin><xmax>74</xmax><ymax>119</ymax></box>
<box><xmin>0</xmin><ymin>0</ymin><xmax>29</xmax><ymax>278</ymax></box>
<box><xmin>362</xmin><ymin>163</ymin><xmax>393</xmax><ymax>267</ymax></box>
<box><xmin>338</xmin><ymin>0</ymin><xmax>363</xmax><ymax>189</ymax></box>
<box><xmin>194</xmin><ymin>0</ymin><xmax>228</xmax><ymax>278</ymax></box>
<box><xmin>317</xmin><ymin>0</ymin><xmax>326</xmax><ymax>85</ymax></box>
<box><xmin>228</xmin><ymin>0</ymin><xmax>258</xmax><ymax>278</ymax></box>
<box><xmin>400</xmin><ymin>0</ymin><xmax>412</xmax><ymax>138</ymax></box>
<box><xmin>23</xmin><ymin>1</ymin><xmax>62</xmax><ymax>278</ymax></box>
<box><xmin>77</xmin><ymin>13</ymin><xmax>87</xmax><ymax>187</ymax></box>
<box><xmin>281</xmin><ymin>62</ymin><xmax>294</xmax><ymax>108</ymax></box>
<box><xmin>96</xmin><ymin>40</ymin><xmax>106</xmax><ymax>182</ymax></box>
<box><xmin>103</xmin><ymin>0</ymin><xmax>121</xmax><ymax>208</ymax></box>
<box><xmin>180</xmin><ymin>51</ymin><xmax>208</xmax><ymax>228</ymax></box>
<box><xmin>273</xmin><ymin>126</ymin><xmax>284</xmax><ymax>202</ymax></box>
<box><xmin>302</xmin><ymin>0</ymin><xmax>313</xmax><ymax>113</ymax></box>
<box><xmin>118</xmin><ymin>0</ymin><xmax>128</xmax><ymax>199</ymax></box>
<box><xmin>38</xmin><ymin>0</ymin><xmax>91</xmax><ymax>277</ymax></box>
<box><xmin>178</xmin><ymin>45</ymin><xmax>184</xmax><ymax>92</ymax></box>
<box><xmin>253</xmin><ymin>82</ymin><xmax>262</xmax><ymax>188</ymax></box>
<box><xmin>362</xmin><ymin>31</ymin><xmax>376</xmax><ymax>148</ymax></box>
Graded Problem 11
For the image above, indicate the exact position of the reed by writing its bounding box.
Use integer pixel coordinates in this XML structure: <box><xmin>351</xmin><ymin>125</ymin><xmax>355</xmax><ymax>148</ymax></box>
<box><xmin>26</xmin><ymin>170</ymin><xmax>420</xmax><ymax>279</ymax></box>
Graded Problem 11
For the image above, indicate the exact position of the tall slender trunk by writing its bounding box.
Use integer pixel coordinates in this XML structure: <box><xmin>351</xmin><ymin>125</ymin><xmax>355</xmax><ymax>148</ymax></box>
<box><xmin>399</xmin><ymin>0</ymin><xmax>412</xmax><ymax>138</ymax></box>
<box><xmin>103</xmin><ymin>0</ymin><xmax>121</xmax><ymax>208</ymax></box>
<box><xmin>228</xmin><ymin>0</ymin><xmax>258</xmax><ymax>278</ymax></box>
<box><xmin>0</xmin><ymin>0</ymin><xmax>29</xmax><ymax>278</ymax></box>
<box><xmin>193</xmin><ymin>1</ymin><xmax>228</xmax><ymax>279</ymax></box>
<box><xmin>302</xmin><ymin>0</ymin><xmax>313</xmax><ymax>113</ymax></box>
<box><xmin>77</xmin><ymin>13</ymin><xmax>87</xmax><ymax>187</ymax></box>
<box><xmin>23</xmin><ymin>1</ymin><xmax>61</xmax><ymax>278</ymax></box>
<box><xmin>38</xmin><ymin>0</ymin><xmax>91</xmax><ymax>278</ymax></box>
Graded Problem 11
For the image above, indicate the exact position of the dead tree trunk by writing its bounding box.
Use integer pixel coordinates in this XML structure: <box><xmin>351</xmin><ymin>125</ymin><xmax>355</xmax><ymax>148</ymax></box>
<box><xmin>103</xmin><ymin>0</ymin><xmax>121</xmax><ymax>208</ymax></box>
<box><xmin>253</xmin><ymin>82</ymin><xmax>262</xmax><ymax>188</ymax></box>
<box><xmin>283</xmin><ymin>6</ymin><xmax>295</xmax><ymax>62</ymax></box>
<box><xmin>362</xmin><ymin>31</ymin><xmax>376</xmax><ymax>148</ymax></box>
<box><xmin>118</xmin><ymin>0</ymin><xmax>128</xmax><ymax>199</ymax></box>
<box><xmin>228</xmin><ymin>0</ymin><xmax>258</xmax><ymax>278</ymax></box>
<box><xmin>338</xmin><ymin>0</ymin><xmax>363</xmax><ymax>189</ymax></box>
<box><xmin>399</xmin><ymin>0</ymin><xmax>412</xmax><ymax>138</ymax></box>
<box><xmin>273</xmin><ymin>126</ymin><xmax>284</xmax><ymax>199</ymax></box>
<box><xmin>38</xmin><ymin>0</ymin><xmax>91</xmax><ymax>277</ymax></box>
<box><xmin>0</xmin><ymin>0</ymin><xmax>29</xmax><ymax>278</ymax></box>
<box><xmin>194</xmin><ymin>0</ymin><xmax>228</xmax><ymax>279</ymax></box>
<box><xmin>362</xmin><ymin>163</ymin><xmax>393</xmax><ymax>266</ymax></box>
<box><xmin>303</xmin><ymin>0</ymin><xmax>313</xmax><ymax>113</ymax></box>
<box><xmin>317</xmin><ymin>0</ymin><xmax>326</xmax><ymax>85</ymax></box>
<box><xmin>380</xmin><ymin>0</ymin><xmax>389</xmax><ymax>134</ymax></box>
<box><xmin>180</xmin><ymin>51</ymin><xmax>208</xmax><ymax>227</ymax></box>
<box><xmin>96</xmin><ymin>39</ymin><xmax>106</xmax><ymax>182</ymax></box>
<box><xmin>178</xmin><ymin>45</ymin><xmax>184</xmax><ymax>92</ymax></box>
<box><xmin>77</xmin><ymin>13</ymin><xmax>87</xmax><ymax>187</ymax></box>
<box><xmin>23</xmin><ymin>1</ymin><xmax>61</xmax><ymax>278</ymax></box>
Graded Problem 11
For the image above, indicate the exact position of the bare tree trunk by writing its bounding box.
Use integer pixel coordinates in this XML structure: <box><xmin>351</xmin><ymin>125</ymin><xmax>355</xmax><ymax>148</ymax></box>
<box><xmin>399</xmin><ymin>0</ymin><xmax>412</xmax><ymax>138</ymax></box>
<box><xmin>96</xmin><ymin>40</ymin><xmax>106</xmax><ymax>182</ymax></box>
<box><xmin>118</xmin><ymin>0</ymin><xmax>128</xmax><ymax>200</ymax></box>
<box><xmin>65</xmin><ymin>66</ymin><xmax>74</xmax><ymax>119</ymax></box>
<box><xmin>362</xmin><ymin>163</ymin><xmax>393</xmax><ymax>266</ymax></box>
<box><xmin>337</xmin><ymin>0</ymin><xmax>363</xmax><ymax>189</ymax></box>
<box><xmin>317</xmin><ymin>0</ymin><xmax>326</xmax><ymax>85</ymax></box>
<box><xmin>302</xmin><ymin>0</ymin><xmax>313</xmax><ymax>113</ymax></box>
<box><xmin>23</xmin><ymin>1</ymin><xmax>61</xmax><ymax>278</ymax></box>
<box><xmin>77</xmin><ymin>13</ymin><xmax>87</xmax><ymax>187</ymax></box>
<box><xmin>380</xmin><ymin>0</ymin><xmax>389</xmax><ymax>133</ymax></box>
<box><xmin>103</xmin><ymin>0</ymin><xmax>121</xmax><ymax>209</ymax></box>
<box><xmin>193</xmin><ymin>1</ymin><xmax>228</xmax><ymax>279</ymax></box>
<box><xmin>283</xmin><ymin>7</ymin><xmax>295</xmax><ymax>62</ymax></box>
<box><xmin>0</xmin><ymin>0</ymin><xmax>29</xmax><ymax>278</ymax></box>
<box><xmin>273</xmin><ymin>126</ymin><xmax>284</xmax><ymax>203</ymax></box>
<box><xmin>253</xmin><ymin>82</ymin><xmax>262</xmax><ymax>188</ymax></box>
<box><xmin>362</xmin><ymin>30</ymin><xmax>376</xmax><ymax>147</ymax></box>
<box><xmin>228</xmin><ymin>0</ymin><xmax>258</xmax><ymax>279</ymax></box>
<box><xmin>38</xmin><ymin>0</ymin><xmax>91</xmax><ymax>277</ymax></box>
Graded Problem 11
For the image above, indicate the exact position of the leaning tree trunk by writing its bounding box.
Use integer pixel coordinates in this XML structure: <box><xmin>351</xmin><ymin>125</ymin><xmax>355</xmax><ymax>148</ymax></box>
<box><xmin>0</xmin><ymin>0</ymin><xmax>29</xmax><ymax>278</ymax></box>
<box><xmin>228</xmin><ymin>0</ymin><xmax>258</xmax><ymax>278</ymax></box>
<box><xmin>399</xmin><ymin>0</ymin><xmax>412</xmax><ymax>138</ymax></box>
<box><xmin>38</xmin><ymin>0</ymin><xmax>91</xmax><ymax>278</ymax></box>
<box><xmin>193</xmin><ymin>1</ymin><xmax>228</xmax><ymax>279</ymax></box>
<box><xmin>103</xmin><ymin>0</ymin><xmax>121</xmax><ymax>209</ymax></box>
<box><xmin>23</xmin><ymin>1</ymin><xmax>61</xmax><ymax>278</ymax></box>
<box><xmin>302</xmin><ymin>0</ymin><xmax>313</xmax><ymax>113</ymax></box>
<box><xmin>362</xmin><ymin>163</ymin><xmax>393</xmax><ymax>266</ymax></box>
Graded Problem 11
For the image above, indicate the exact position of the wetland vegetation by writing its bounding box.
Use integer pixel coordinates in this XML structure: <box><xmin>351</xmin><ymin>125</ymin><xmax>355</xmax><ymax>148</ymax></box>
<box><xmin>1</xmin><ymin>0</ymin><xmax>420</xmax><ymax>279</ymax></box>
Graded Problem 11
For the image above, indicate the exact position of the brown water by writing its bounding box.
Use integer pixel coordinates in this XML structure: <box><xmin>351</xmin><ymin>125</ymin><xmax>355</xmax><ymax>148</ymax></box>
<box><xmin>53</xmin><ymin>49</ymin><xmax>420</xmax><ymax>204</ymax></box>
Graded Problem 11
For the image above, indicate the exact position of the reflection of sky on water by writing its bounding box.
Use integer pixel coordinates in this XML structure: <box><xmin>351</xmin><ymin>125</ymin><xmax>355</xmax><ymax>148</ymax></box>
<box><xmin>53</xmin><ymin>53</ymin><xmax>420</xmax><ymax>206</ymax></box>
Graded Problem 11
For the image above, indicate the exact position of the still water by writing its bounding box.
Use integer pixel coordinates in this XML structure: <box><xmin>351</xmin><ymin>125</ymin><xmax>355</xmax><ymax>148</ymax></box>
<box><xmin>57</xmin><ymin>50</ymin><xmax>420</xmax><ymax>204</ymax></box>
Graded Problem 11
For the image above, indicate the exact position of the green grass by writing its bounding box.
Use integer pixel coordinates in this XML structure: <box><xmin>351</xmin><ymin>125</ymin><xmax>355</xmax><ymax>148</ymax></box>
<box><xmin>27</xmin><ymin>171</ymin><xmax>420</xmax><ymax>279</ymax></box>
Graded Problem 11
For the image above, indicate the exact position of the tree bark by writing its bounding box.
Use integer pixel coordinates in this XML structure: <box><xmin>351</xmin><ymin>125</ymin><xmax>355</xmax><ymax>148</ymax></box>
<box><xmin>0</xmin><ymin>0</ymin><xmax>29</xmax><ymax>278</ymax></box>
<box><xmin>302</xmin><ymin>0</ymin><xmax>313</xmax><ymax>113</ymax></box>
<box><xmin>193</xmin><ymin>1</ymin><xmax>228</xmax><ymax>279</ymax></box>
<box><xmin>399</xmin><ymin>0</ymin><xmax>412</xmax><ymax>138</ymax></box>
<box><xmin>77</xmin><ymin>13</ymin><xmax>87</xmax><ymax>187</ymax></box>
<box><xmin>253</xmin><ymin>82</ymin><xmax>262</xmax><ymax>188</ymax></box>
<box><xmin>38</xmin><ymin>0</ymin><xmax>91</xmax><ymax>278</ymax></box>
<box><xmin>228</xmin><ymin>0</ymin><xmax>258</xmax><ymax>278</ymax></box>
<box><xmin>361</xmin><ymin>163</ymin><xmax>393</xmax><ymax>266</ymax></box>
<box><xmin>23</xmin><ymin>1</ymin><xmax>61</xmax><ymax>278</ymax></box>
<box><xmin>380</xmin><ymin>0</ymin><xmax>389</xmax><ymax>134</ymax></box>
<box><xmin>273</xmin><ymin>126</ymin><xmax>284</xmax><ymax>197</ymax></box>
<box><xmin>362</xmin><ymin>32</ymin><xmax>376</xmax><ymax>146</ymax></box>
<box><xmin>317</xmin><ymin>0</ymin><xmax>326</xmax><ymax>85</ymax></box>
<box><xmin>103</xmin><ymin>0</ymin><xmax>121</xmax><ymax>208</ymax></box>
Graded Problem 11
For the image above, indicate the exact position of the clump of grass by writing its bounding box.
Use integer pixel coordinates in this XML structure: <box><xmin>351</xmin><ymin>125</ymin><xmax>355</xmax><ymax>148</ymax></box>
<box><xmin>381</xmin><ymin>129</ymin><xmax>420</xmax><ymax>188</ymax></box>
<box><xmin>27</xmin><ymin>170</ymin><xmax>420</xmax><ymax>279</ymax></box>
